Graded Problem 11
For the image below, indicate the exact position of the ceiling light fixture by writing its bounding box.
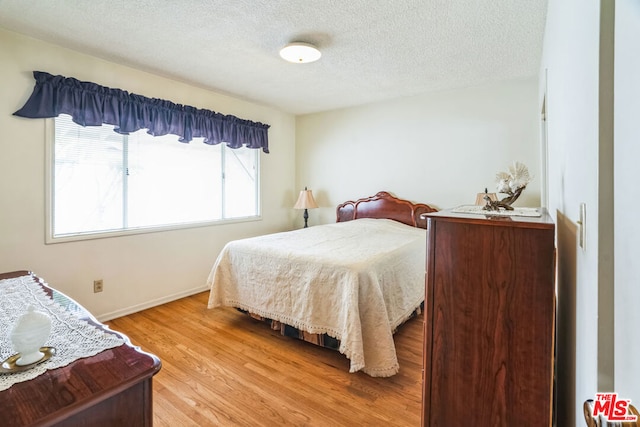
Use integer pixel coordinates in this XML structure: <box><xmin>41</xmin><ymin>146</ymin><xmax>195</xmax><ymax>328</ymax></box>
<box><xmin>279</xmin><ymin>42</ymin><xmax>321</xmax><ymax>64</ymax></box>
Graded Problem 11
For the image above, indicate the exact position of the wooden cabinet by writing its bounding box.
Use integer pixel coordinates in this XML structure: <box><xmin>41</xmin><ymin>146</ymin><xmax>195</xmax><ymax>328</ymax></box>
<box><xmin>421</xmin><ymin>210</ymin><xmax>555</xmax><ymax>427</ymax></box>
<box><xmin>0</xmin><ymin>271</ymin><xmax>161</xmax><ymax>426</ymax></box>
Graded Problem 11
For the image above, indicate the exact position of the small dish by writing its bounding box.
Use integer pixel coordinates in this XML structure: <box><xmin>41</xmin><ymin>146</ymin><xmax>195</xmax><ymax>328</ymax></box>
<box><xmin>0</xmin><ymin>347</ymin><xmax>56</xmax><ymax>373</ymax></box>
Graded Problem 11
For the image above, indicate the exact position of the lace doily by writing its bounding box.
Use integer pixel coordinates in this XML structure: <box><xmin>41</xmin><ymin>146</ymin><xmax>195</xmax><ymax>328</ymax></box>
<box><xmin>0</xmin><ymin>275</ymin><xmax>125</xmax><ymax>391</ymax></box>
<box><xmin>452</xmin><ymin>205</ymin><xmax>542</xmax><ymax>217</ymax></box>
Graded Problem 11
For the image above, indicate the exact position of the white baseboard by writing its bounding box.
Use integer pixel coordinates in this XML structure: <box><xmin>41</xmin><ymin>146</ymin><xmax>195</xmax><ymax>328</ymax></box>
<box><xmin>96</xmin><ymin>285</ymin><xmax>210</xmax><ymax>322</ymax></box>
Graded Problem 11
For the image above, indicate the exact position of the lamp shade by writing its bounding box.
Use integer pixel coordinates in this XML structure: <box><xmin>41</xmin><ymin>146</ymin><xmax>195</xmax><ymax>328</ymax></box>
<box><xmin>475</xmin><ymin>192</ymin><xmax>497</xmax><ymax>205</ymax></box>
<box><xmin>293</xmin><ymin>189</ymin><xmax>318</xmax><ymax>209</ymax></box>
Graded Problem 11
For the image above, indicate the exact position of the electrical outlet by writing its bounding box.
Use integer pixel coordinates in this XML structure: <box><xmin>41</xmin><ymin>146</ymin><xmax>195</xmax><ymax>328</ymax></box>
<box><xmin>93</xmin><ymin>279</ymin><xmax>104</xmax><ymax>293</ymax></box>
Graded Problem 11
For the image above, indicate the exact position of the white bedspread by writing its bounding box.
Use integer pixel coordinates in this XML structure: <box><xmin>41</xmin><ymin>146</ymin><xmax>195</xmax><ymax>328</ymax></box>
<box><xmin>207</xmin><ymin>218</ymin><xmax>426</xmax><ymax>377</ymax></box>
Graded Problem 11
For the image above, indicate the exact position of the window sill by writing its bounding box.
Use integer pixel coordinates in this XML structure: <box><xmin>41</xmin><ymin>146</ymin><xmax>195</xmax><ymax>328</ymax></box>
<box><xmin>45</xmin><ymin>215</ymin><xmax>262</xmax><ymax>244</ymax></box>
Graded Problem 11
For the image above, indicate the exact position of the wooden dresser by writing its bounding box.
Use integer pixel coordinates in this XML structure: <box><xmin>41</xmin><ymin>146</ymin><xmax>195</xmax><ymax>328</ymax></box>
<box><xmin>0</xmin><ymin>271</ymin><xmax>161</xmax><ymax>426</ymax></box>
<box><xmin>421</xmin><ymin>210</ymin><xmax>555</xmax><ymax>427</ymax></box>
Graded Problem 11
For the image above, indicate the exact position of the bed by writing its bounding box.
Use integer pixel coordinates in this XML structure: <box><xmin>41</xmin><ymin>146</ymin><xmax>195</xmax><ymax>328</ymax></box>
<box><xmin>206</xmin><ymin>191</ymin><xmax>437</xmax><ymax>377</ymax></box>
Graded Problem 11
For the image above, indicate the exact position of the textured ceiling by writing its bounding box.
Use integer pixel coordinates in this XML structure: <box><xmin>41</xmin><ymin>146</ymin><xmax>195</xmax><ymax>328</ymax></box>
<box><xmin>0</xmin><ymin>0</ymin><xmax>548</xmax><ymax>115</ymax></box>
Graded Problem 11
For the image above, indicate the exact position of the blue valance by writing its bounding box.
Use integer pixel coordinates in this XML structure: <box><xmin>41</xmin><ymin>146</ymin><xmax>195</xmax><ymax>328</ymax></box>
<box><xmin>14</xmin><ymin>71</ymin><xmax>270</xmax><ymax>153</ymax></box>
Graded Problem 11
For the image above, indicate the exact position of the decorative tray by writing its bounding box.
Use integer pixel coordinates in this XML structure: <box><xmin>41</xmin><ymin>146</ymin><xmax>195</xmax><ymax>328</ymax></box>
<box><xmin>0</xmin><ymin>347</ymin><xmax>56</xmax><ymax>373</ymax></box>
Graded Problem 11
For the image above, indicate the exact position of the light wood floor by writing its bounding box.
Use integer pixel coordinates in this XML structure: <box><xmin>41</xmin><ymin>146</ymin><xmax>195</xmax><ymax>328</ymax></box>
<box><xmin>107</xmin><ymin>291</ymin><xmax>424</xmax><ymax>426</ymax></box>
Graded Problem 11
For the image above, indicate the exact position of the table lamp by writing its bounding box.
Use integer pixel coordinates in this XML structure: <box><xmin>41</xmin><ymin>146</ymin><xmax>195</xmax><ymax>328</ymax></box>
<box><xmin>293</xmin><ymin>187</ymin><xmax>318</xmax><ymax>228</ymax></box>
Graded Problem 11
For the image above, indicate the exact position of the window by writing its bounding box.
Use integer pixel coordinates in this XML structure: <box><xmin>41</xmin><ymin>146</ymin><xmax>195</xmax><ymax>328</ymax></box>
<box><xmin>48</xmin><ymin>115</ymin><xmax>259</xmax><ymax>242</ymax></box>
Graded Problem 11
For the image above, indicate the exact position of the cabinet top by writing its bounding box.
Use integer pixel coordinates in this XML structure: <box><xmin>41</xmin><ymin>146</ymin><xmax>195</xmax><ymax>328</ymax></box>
<box><xmin>421</xmin><ymin>207</ymin><xmax>554</xmax><ymax>230</ymax></box>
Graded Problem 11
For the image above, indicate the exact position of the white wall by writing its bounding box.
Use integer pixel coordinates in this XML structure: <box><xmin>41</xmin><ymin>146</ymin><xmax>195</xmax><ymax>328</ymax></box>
<box><xmin>0</xmin><ymin>29</ymin><xmax>296</xmax><ymax>320</ymax></box>
<box><xmin>614</xmin><ymin>0</ymin><xmax>640</xmax><ymax>405</ymax></box>
<box><xmin>541</xmin><ymin>0</ymin><xmax>619</xmax><ymax>425</ymax></box>
<box><xmin>295</xmin><ymin>78</ymin><xmax>541</xmax><ymax>227</ymax></box>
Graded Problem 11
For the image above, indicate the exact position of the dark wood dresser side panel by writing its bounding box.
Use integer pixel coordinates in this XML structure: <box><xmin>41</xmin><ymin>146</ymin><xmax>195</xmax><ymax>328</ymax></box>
<box><xmin>56</xmin><ymin>379</ymin><xmax>153</xmax><ymax>427</ymax></box>
<box><xmin>423</xmin><ymin>214</ymin><xmax>555</xmax><ymax>427</ymax></box>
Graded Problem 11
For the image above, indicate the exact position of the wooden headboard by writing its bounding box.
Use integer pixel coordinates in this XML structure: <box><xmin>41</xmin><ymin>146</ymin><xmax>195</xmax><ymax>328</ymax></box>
<box><xmin>336</xmin><ymin>191</ymin><xmax>437</xmax><ymax>229</ymax></box>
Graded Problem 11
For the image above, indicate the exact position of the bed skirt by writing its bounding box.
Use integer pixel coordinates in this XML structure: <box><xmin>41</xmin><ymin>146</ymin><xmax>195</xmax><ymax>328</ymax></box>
<box><xmin>238</xmin><ymin>302</ymin><xmax>423</xmax><ymax>353</ymax></box>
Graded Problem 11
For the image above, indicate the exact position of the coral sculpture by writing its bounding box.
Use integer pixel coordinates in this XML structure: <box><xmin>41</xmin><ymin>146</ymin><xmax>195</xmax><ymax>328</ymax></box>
<box><xmin>483</xmin><ymin>161</ymin><xmax>531</xmax><ymax>211</ymax></box>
